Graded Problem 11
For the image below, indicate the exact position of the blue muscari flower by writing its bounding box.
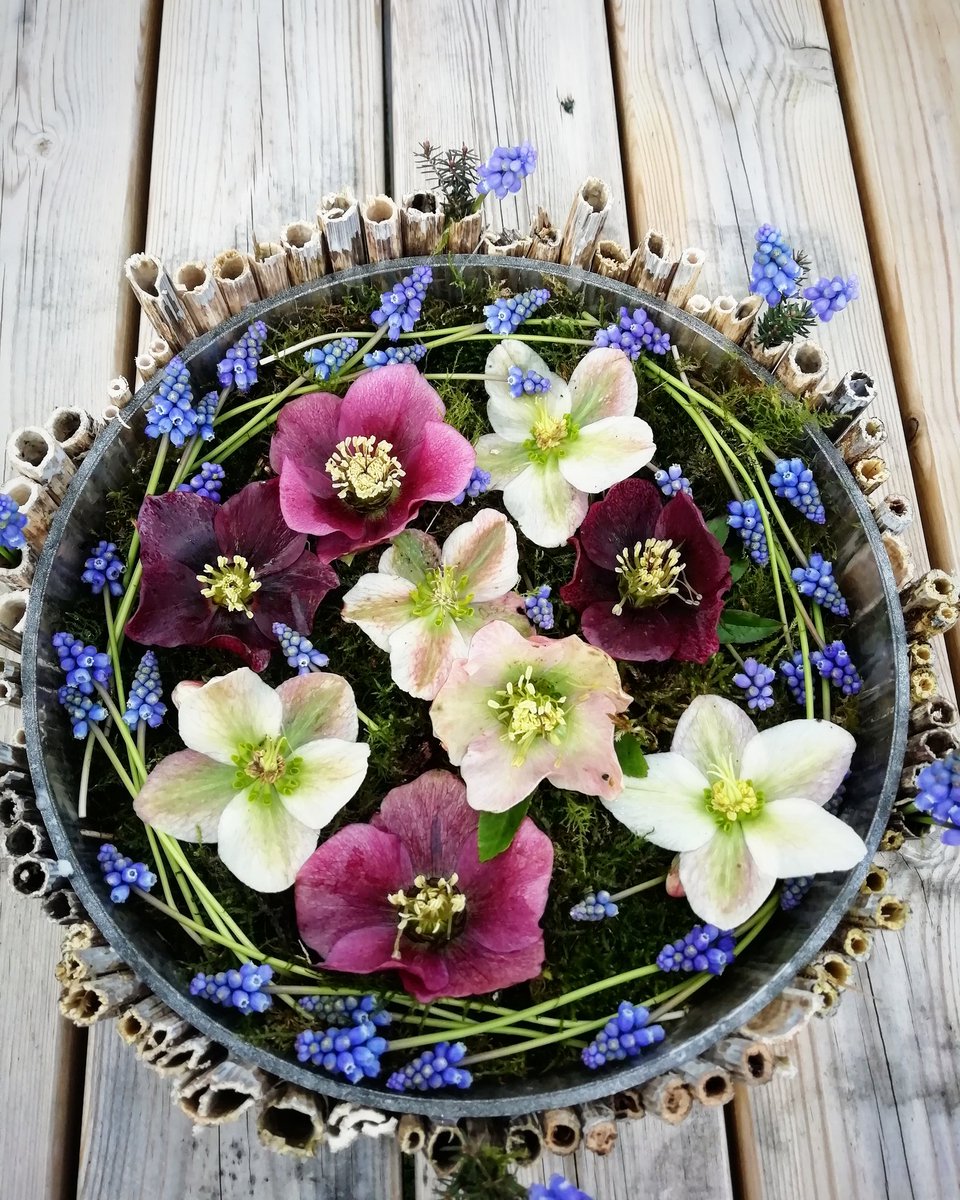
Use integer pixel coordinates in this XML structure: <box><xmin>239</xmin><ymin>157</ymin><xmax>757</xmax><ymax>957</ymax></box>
<box><xmin>656</xmin><ymin>923</ymin><xmax>735</xmax><ymax>976</ymax></box>
<box><xmin>733</xmin><ymin>657</ymin><xmax>776</xmax><ymax>711</ymax></box>
<box><xmin>176</xmin><ymin>461</ymin><xmax>225</xmax><ymax>502</ymax></box>
<box><xmin>581</xmin><ymin>1002</ymin><xmax>665</xmax><ymax>1070</ymax></box>
<box><xmin>451</xmin><ymin>466</ymin><xmax>492</xmax><ymax>506</ymax></box>
<box><xmin>294</xmin><ymin>1018</ymin><xmax>388</xmax><ymax>1084</ymax></box>
<box><xmin>524</xmin><ymin>584</ymin><xmax>554</xmax><ymax>631</ymax></box>
<box><xmin>803</xmin><ymin>275</ymin><xmax>859</xmax><ymax>322</ymax></box>
<box><xmin>779</xmin><ymin>652</ymin><xmax>809</xmax><ymax>707</ymax></box>
<box><xmin>296</xmin><ymin>993</ymin><xmax>390</xmax><ymax>1027</ymax></box>
<box><xmin>371</xmin><ymin>266</ymin><xmax>433</xmax><ymax>341</ymax></box>
<box><xmin>97</xmin><ymin>843</ymin><xmax>157</xmax><ymax>904</ymax></box>
<box><xmin>305</xmin><ymin>337</ymin><xmax>359</xmax><ymax>380</ymax></box>
<box><xmin>52</xmin><ymin>631</ymin><xmax>112</xmax><ymax>695</ymax></box>
<box><xmin>477</xmin><ymin>141</ymin><xmax>537</xmax><ymax>199</ymax></box>
<box><xmin>194</xmin><ymin>390</ymin><xmax>217</xmax><ymax>441</ymax></box>
<box><xmin>273</xmin><ymin>622</ymin><xmax>328</xmax><ymax>674</ymax></box>
<box><xmin>769</xmin><ymin>457</ymin><xmax>825</xmax><ymax>525</ymax></box>
<box><xmin>386</xmin><ymin>1040</ymin><xmax>472</xmax><ymax>1093</ymax></box>
<box><xmin>749</xmin><ymin>224</ymin><xmax>802</xmax><ymax>306</ymax></box>
<box><xmin>145</xmin><ymin>356</ymin><xmax>199</xmax><ymax>448</ymax></box>
<box><xmin>654</xmin><ymin>463</ymin><xmax>692</xmax><ymax>498</ymax></box>
<box><xmin>483</xmin><ymin>288</ymin><xmax>550</xmax><ymax>335</ymax></box>
<box><xmin>792</xmin><ymin>553</ymin><xmax>849</xmax><ymax>616</ymax></box>
<box><xmin>81</xmin><ymin>540</ymin><xmax>125</xmax><ymax>598</ymax></box>
<box><xmin>528</xmin><ymin>1176</ymin><xmax>594</xmax><ymax>1200</ymax></box>
<box><xmin>217</xmin><ymin>320</ymin><xmax>268</xmax><ymax>392</ymax></box>
<box><xmin>190</xmin><ymin>961</ymin><xmax>274</xmax><ymax>1014</ymax></box>
<box><xmin>57</xmin><ymin>684</ymin><xmax>108</xmax><ymax>739</ymax></box>
<box><xmin>0</xmin><ymin>494</ymin><xmax>27</xmax><ymax>551</ymax></box>
<box><xmin>363</xmin><ymin>343</ymin><xmax>428</xmax><ymax>369</ymax></box>
<box><xmin>781</xmin><ymin>876</ymin><xmax>814</xmax><ymax>910</ymax></box>
<box><xmin>811</xmin><ymin>640</ymin><xmax>862</xmax><ymax>696</ymax></box>
<box><xmin>122</xmin><ymin>650</ymin><xmax>167</xmax><ymax>729</ymax></box>
<box><xmin>594</xmin><ymin>306</ymin><xmax>670</xmax><ymax>360</ymax></box>
<box><xmin>727</xmin><ymin>499</ymin><xmax>769</xmax><ymax>565</ymax></box>
<box><xmin>914</xmin><ymin>751</ymin><xmax>960</xmax><ymax>846</ymax></box>
<box><xmin>570</xmin><ymin>889</ymin><xmax>618</xmax><ymax>922</ymax></box>
<box><xmin>507</xmin><ymin>365</ymin><xmax>551</xmax><ymax>398</ymax></box>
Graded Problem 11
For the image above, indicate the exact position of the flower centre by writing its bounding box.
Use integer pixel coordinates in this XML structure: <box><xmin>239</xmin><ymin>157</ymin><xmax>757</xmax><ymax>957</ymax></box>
<box><xmin>197</xmin><ymin>554</ymin><xmax>261</xmax><ymax>618</ymax></box>
<box><xmin>525</xmin><ymin>402</ymin><xmax>577</xmax><ymax>460</ymax></box>
<box><xmin>388</xmin><ymin>873</ymin><xmax>466</xmax><ymax>957</ymax></box>
<box><xmin>325</xmin><ymin>435</ymin><xmax>405</xmax><ymax>508</ymax></box>
<box><xmin>488</xmin><ymin>665</ymin><xmax>568</xmax><ymax>765</ymax></box>
<box><xmin>706</xmin><ymin>778</ymin><xmax>763</xmax><ymax>824</ymax></box>
<box><xmin>410</xmin><ymin>565</ymin><xmax>475</xmax><ymax>625</ymax></box>
<box><xmin>612</xmin><ymin>538</ymin><xmax>701</xmax><ymax>615</ymax></box>
<box><xmin>233</xmin><ymin>735</ymin><xmax>302</xmax><ymax>799</ymax></box>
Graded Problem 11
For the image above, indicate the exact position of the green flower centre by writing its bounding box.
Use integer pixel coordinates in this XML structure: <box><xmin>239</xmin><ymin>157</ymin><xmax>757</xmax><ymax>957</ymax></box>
<box><xmin>410</xmin><ymin>565</ymin><xmax>475</xmax><ymax>625</ymax></box>
<box><xmin>325</xmin><ymin>435</ymin><xmax>405</xmax><ymax>508</ymax></box>
<box><xmin>388</xmin><ymin>873</ymin><xmax>466</xmax><ymax>957</ymax></box>
<box><xmin>233</xmin><ymin>735</ymin><xmax>302</xmax><ymax>799</ymax></box>
<box><xmin>488</xmin><ymin>665</ymin><xmax>568</xmax><ymax>765</ymax></box>
<box><xmin>613</xmin><ymin>538</ymin><xmax>700</xmax><ymax>614</ymax></box>
<box><xmin>706</xmin><ymin>778</ymin><xmax>763</xmax><ymax>824</ymax></box>
<box><xmin>524</xmin><ymin>402</ymin><xmax>578</xmax><ymax>461</ymax></box>
<box><xmin>197</xmin><ymin>554</ymin><xmax>261</xmax><ymax>618</ymax></box>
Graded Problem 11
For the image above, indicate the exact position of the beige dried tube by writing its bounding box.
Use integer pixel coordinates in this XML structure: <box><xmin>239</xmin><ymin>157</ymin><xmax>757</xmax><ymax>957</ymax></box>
<box><xmin>706</xmin><ymin>294</ymin><xmax>737</xmax><ymax>333</ymax></box>
<box><xmin>281</xmin><ymin>222</ymin><xmax>327</xmax><ymax>284</ymax></box>
<box><xmin>705</xmin><ymin>1037</ymin><xmax>775</xmax><ymax>1084</ymax></box>
<box><xmin>318</xmin><ymin>191</ymin><xmax>366</xmax><ymax>271</ymax></box>
<box><xmin>147</xmin><ymin>337</ymin><xmax>172</xmax><ymax>367</ymax></box>
<box><xmin>446</xmin><ymin>210</ymin><xmax>483</xmax><ymax>253</ymax></box>
<box><xmin>256</xmin><ymin>1081</ymin><xmax>326</xmax><ymax>1157</ymax></box>
<box><xmin>400</xmin><ymin>190</ymin><xmax>445</xmax><ymax>255</ymax></box>
<box><xmin>47</xmin><ymin>407</ymin><xmax>102</xmax><ymax>459</ymax></box>
<box><xmin>2</xmin><ymin>478</ymin><xmax>56</xmax><ymax>552</ymax></box>
<box><xmin>362</xmin><ymin>195</ymin><xmax>404</xmax><ymax>263</ymax></box>
<box><xmin>174</xmin><ymin>1059</ymin><xmax>264</xmax><ymax>1125</ymax></box>
<box><xmin>124</xmin><ymin>252</ymin><xmax>197</xmax><ymax>347</ymax></box>
<box><xmin>852</xmin><ymin>455</ymin><xmax>889</xmax><ymax>495</ymax></box>
<box><xmin>7</xmin><ymin>428</ymin><xmax>75</xmax><ymax>502</ymax></box>
<box><xmin>592</xmin><ymin>240</ymin><xmax>636</xmax><ymax>281</ymax></box>
<box><xmin>679</xmin><ymin>1058</ymin><xmax>735</xmax><ymax>1106</ymax></box>
<box><xmin>542</xmin><ymin>1107</ymin><xmax>582</xmax><ymax>1154</ymax></box>
<box><xmin>579</xmin><ymin>1098</ymin><xmax>619</xmax><ymax>1151</ymax></box>
<box><xmin>634</xmin><ymin>229</ymin><xmax>674</xmax><ymax>295</ymax></box>
<box><xmin>776</xmin><ymin>340</ymin><xmax>829</xmax><ymax>396</ymax></box>
<box><xmin>881</xmin><ymin>532</ymin><xmax>915</xmax><ymax>589</ymax></box>
<box><xmin>213</xmin><ymin>249</ymin><xmax>261</xmax><ymax>314</ymax></box>
<box><xmin>684</xmin><ymin>294</ymin><xmax>713</xmax><ymax>321</ymax></box>
<box><xmin>873</xmin><ymin>493</ymin><xmax>913</xmax><ymax>536</ymax></box>
<box><xmin>174</xmin><ymin>260</ymin><xmax>231</xmax><ymax>332</ymax></box>
<box><xmin>666</xmin><ymin>247</ymin><xmax>706</xmax><ymax>310</ymax></box>
<box><xmin>528</xmin><ymin>208</ymin><xmax>562</xmax><ymax>261</ymax></box>
<box><xmin>560</xmin><ymin>178</ymin><xmax>611</xmax><ymax>269</ymax></box>
<box><xmin>106</xmin><ymin>377</ymin><xmax>133</xmax><ymax>409</ymax></box>
<box><xmin>837</xmin><ymin>414</ymin><xmax>887</xmax><ymax>463</ymax></box>
<box><xmin>0</xmin><ymin>590</ymin><xmax>29</xmax><ymax>653</ymax></box>
<box><xmin>739</xmin><ymin>986</ymin><xmax>823</xmax><ymax>1040</ymax></box>
<box><xmin>638</xmin><ymin>1074</ymin><xmax>693</xmax><ymax>1124</ymax></box>
<box><xmin>396</xmin><ymin>1113</ymin><xmax>428</xmax><ymax>1154</ymax></box>
<box><xmin>251</xmin><ymin>241</ymin><xmax>291</xmax><ymax>296</ymax></box>
<box><xmin>481</xmin><ymin>228</ymin><xmax>533</xmax><ymax>257</ymax></box>
<box><xmin>59</xmin><ymin>970</ymin><xmax>147</xmax><ymax>1026</ymax></box>
<box><xmin>721</xmin><ymin>294</ymin><xmax>763</xmax><ymax>343</ymax></box>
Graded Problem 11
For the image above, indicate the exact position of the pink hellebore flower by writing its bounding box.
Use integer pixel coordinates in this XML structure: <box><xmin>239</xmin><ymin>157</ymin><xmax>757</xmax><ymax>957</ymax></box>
<box><xmin>341</xmin><ymin>510</ymin><xmax>528</xmax><ymax>700</ymax></box>
<box><xmin>430</xmin><ymin>620</ymin><xmax>631</xmax><ymax>812</ymax></box>
<box><xmin>295</xmin><ymin>769</ymin><xmax>554</xmax><ymax>1003</ymax></box>
<box><xmin>604</xmin><ymin>695</ymin><xmax>865</xmax><ymax>927</ymax></box>
<box><xmin>269</xmin><ymin>366</ymin><xmax>476</xmax><ymax>559</ymax></box>
<box><xmin>135</xmin><ymin>668</ymin><xmax>370</xmax><ymax>893</ymax></box>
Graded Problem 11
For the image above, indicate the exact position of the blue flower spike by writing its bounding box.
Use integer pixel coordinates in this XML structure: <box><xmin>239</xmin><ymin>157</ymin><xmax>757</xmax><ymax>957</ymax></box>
<box><xmin>177</xmin><ymin>462</ymin><xmax>226</xmax><ymax>502</ymax></box>
<box><xmin>507</xmin><ymin>365</ymin><xmax>551</xmax><ymax>398</ymax></box>
<box><xmin>144</xmin><ymin>356</ymin><xmax>199</xmax><ymax>448</ymax></box>
<box><xmin>190</xmin><ymin>961</ymin><xmax>274</xmax><ymax>1014</ymax></box>
<box><xmin>528</xmin><ymin>1176</ymin><xmax>595</xmax><ymax>1200</ymax></box>
<box><xmin>779</xmin><ymin>652</ymin><xmax>810</xmax><ymax>707</ymax></box>
<box><xmin>97</xmin><ymin>844</ymin><xmax>157</xmax><ymax>904</ymax></box>
<box><xmin>305</xmin><ymin>337</ymin><xmax>359</xmax><ymax>380</ymax></box>
<box><xmin>750</xmin><ymin>224</ymin><xmax>802</xmax><ymax>307</ymax></box>
<box><xmin>769</xmin><ymin>457</ymin><xmax>825</xmax><ymax>525</ymax></box>
<box><xmin>654</xmin><ymin>464</ymin><xmax>692</xmax><ymax>498</ymax></box>
<box><xmin>52</xmin><ymin>632</ymin><xmax>112</xmax><ymax>695</ymax></box>
<box><xmin>363</xmin><ymin>343</ymin><xmax>428</xmax><ymax>369</ymax></box>
<box><xmin>803</xmin><ymin>275</ymin><xmax>859</xmax><ymax>322</ymax></box>
<box><xmin>726</xmin><ymin>499</ymin><xmax>769</xmax><ymax>566</ymax></box>
<box><xmin>371</xmin><ymin>266</ymin><xmax>433</xmax><ymax>341</ymax></box>
<box><xmin>524</xmin><ymin>584</ymin><xmax>555</xmax><ymax>631</ymax></box>
<box><xmin>273</xmin><ymin>623</ymin><xmax>329</xmax><ymax>675</ymax></box>
<box><xmin>451</xmin><ymin>466</ymin><xmax>492</xmax><ymax>506</ymax></box>
<box><xmin>477</xmin><ymin>142</ymin><xmax>537</xmax><ymax>199</ymax></box>
<box><xmin>656</xmin><ymin>923</ymin><xmax>735</xmax><ymax>976</ymax></box>
<box><xmin>81</xmin><ymin>540</ymin><xmax>125</xmax><ymax>597</ymax></box>
<box><xmin>570</xmin><ymin>889</ymin><xmax>618</xmax><ymax>922</ymax></box>
<box><xmin>581</xmin><ymin>1002</ymin><xmax>665</xmax><ymax>1069</ymax></box>
<box><xmin>386</xmin><ymin>1040</ymin><xmax>472</xmax><ymax>1093</ymax></box>
<box><xmin>594</xmin><ymin>306</ymin><xmax>670</xmax><ymax>359</ymax></box>
<box><xmin>792</xmin><ymin>553</ymin><xmax>849</xmax><ymax>616</ymax></box>
<box><xmin>484</xmin><ymin>288</ymin><xmax>551</xmax><ymax>336</ymax></box>
<box><xmin>811</xmin><ymin>640</ymin><xmax>862</xmax><ymax>696</ymax></box>
<box><xmin>296</xmin><ymin>993</ymin><xmax>390</xmax><ymax>1026</ymax></box>
<box><xmin>122</xmin><ymin>650</ymin><xmax>167</xmax><ymax>729</ymax></box>
<box><xmin>0</xmin><ymin>493</ymin><xmax>27</xmax><ymax>552</ymax></box>
<box><xmin>294</xmin><ymin>1018</ymin><xmax>388</xmax><ymax>1084</ymax></box>
<box><xmin>781</xmin><ymin>876</ymin><xmax>814</xmax><ymax>910</ymax></box>
<box><xmin>217</xmin><ymin>320</ymin><xmax>268</xmax><ymax>392</ymax></box>
<box><xmin>57</xmin><ymin>685</ymin><xmax>108</xmax><ymax>739</ymax></box>
<box><xmin>733</xmin><ymin>658</ymin><xmax>776</xmax><ymax>711</ymax></box>
<box><xmin>194</xmin><ymin>390</ymin><xmax>217</xmax><ymax>441</ymax></box>
<box><xmin>913</xmin><ymin>751</ymin><xmax>960</xmax><ymax>846</ymax></box>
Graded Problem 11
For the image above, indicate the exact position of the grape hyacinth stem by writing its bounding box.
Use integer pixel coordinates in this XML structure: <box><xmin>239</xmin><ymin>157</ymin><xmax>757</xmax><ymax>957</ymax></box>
<box><xmin>609</xmin><ymin>875</ymin><xmax>669</xmax><ymax>903</ymax></box>
<box><xmin>209</xmin><ymin>374</ymin><xmax>310</xmax><ymax>466</ymax></box>
<box><xmin>77</xmin><ymin>732</ymin><xmax>95</xmax><ymax>820</ymax></box>
<box><xmin>101</xmin><ymin>591</ymin><xmax>125</xmax><ymax>712</ymax></box>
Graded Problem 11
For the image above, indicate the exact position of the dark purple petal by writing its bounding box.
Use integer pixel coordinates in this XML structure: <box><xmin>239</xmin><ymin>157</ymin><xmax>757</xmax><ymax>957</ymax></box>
<box><xmin>135</xmin><ymin>492</ymin><xmax>219</xmax><ymax>570</ymax></box>
<box><xmin>251</xmin><ymin>551</ymin><xmax>338</xmax><ymax>641</ymax></box>
<box><xmin>580</xmin><ymin>600</ymin><xmax>682</xmax><ymax>661</ymax></box>
<box><xmin>126</xmin><ymin>559</ymin><xmax>218</xmax><ymax>648</ymax></box>
<box><xmin>577</xmin><ymin>478</ymin><xmax>662</xmax><ymax>570</ymax></box>
<box><xmin>372</xmin><ymin>770</ymin><xmax>476</xmax><ymax>878</ymax></box>
<box><xmin>214</xmin><ymin>478</ymin><xmax>306</xmax><ymax>575</ymax></box>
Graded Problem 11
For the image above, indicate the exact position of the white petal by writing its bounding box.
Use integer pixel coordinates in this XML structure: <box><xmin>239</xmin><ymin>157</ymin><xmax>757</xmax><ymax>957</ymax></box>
<box><xmin>277</xmin><ymin>672</ymin><xmax>360</xmax><ymax>747</ymax></box>
<box><xmin>217</xmin><ymin>792</ymin><xmax>319</xmax><ymax>892</ymax></box>
<box><xmin>280</xmin><ymin>739</ymin><xmax>370</xmax><ymax>830</ymax></box>
<box><xmin>603</xmin><ymin>753</ymin><xmax>715</xmax><ymax>850</ymax></box>
<box><xmin>557</xmin><ymin>415</ymin><xmax>656</xmax><ymax>494</ymax></box>
<box><xmin>476</xmin><ymin>434</ymin><xmax>532</xmax><ymax>488</ymax></box>
<box><xmin>458</xmin><ymin>594</ymin><xmax>530</xmax><ymax>641</ymax></box>
<box><xmin>175</xmin><ymin>668</ymin><xmax>282</xmax><ymax>764</ymax></box>
<box><xmin>743</xmin><ymin>799</ymin><xmax>867</xmax><ymax>878</ymax></box>
<box><xmin>378</xmin><ymin>529</ymin><xmax>440</xmax><ymax>581</ymax></box>
<box><xmin>741</xmin><ymin>719</ymin><xmax>856</xmax><ymax>806</ymax></box>
<box><xmin>441</xmin><ymin>509</ymin><xmax>519</xmax><ymax>601</ymax></box>
<box><xmin>568</xmin><ymin>347</ymin><xmax>639</xmax><ymax>425</ymax></box>
<box><xmin>485</xmin><ymin>340</ymin><xmax>570</xmax><ymax>440</ymax></box>
<box><xmin>388</xmin><ymin>615</ymin><xmax>469</xmax><ymax>700</ymax></box>
<box><xmin>502</xmin><ymin>461</ymin><xmax>588</xmax><ymax>548</ymax></box>
<box><xmin>341</xmin><ymin>573</ymin><xmax>416</xmax><ymax>651</ymax></box>
<box><xmin>679</xmin><ymin>826</ymin><xmax>777</xmax><ymax>927</ymax></box>
<box><xmin>672</xmin><ymin>695</ymin><xmax>758</xmax><ymax>781</ymax></box>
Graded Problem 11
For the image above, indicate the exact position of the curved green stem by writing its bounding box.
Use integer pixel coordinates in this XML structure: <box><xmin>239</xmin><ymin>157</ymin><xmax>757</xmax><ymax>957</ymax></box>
<box><xmin>102</xmin><ymin>593</ymin><xmax>125</xmax><ymax>712</ymax></box>
<box><xmin>209</xmin><ymin>373</ymin><xmax>309</xmax><ymax>465</ymax></box>
<box><xmin>77</xmin><ymin>733</ymin><xmax>95</xmax><ymax>820</ymax></box>
<box><xmin>609</xmin><ymin>875</ymin><xmax>668</xmax><ymax>903</ymax></box>
<box><xmin>90</xmin><ymin>725</ymin><xmax>138</xmax><ymax>798</ymax></box>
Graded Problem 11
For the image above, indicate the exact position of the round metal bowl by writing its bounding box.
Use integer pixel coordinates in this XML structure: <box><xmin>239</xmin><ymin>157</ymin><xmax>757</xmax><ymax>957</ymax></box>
<box><xmin>24</xmin><ymin>257</ymin><xmax>908</xmax><ymax>1118</ymax></box>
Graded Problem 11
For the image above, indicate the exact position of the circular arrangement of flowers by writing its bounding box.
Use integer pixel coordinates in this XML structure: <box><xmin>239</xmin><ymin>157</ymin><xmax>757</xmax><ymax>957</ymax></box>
<box><xmin>52</xmin><ymin>247</ymin><xmax>882</xmax><ymax>1099</ymax></box>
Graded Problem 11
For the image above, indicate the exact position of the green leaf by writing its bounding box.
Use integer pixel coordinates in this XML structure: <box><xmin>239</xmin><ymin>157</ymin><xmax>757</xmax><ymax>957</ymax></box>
<box><xmin>729</xmin><ymin>560</ymin><xmax>749</xmax><ymax>583</ymax></box>
<box><xmin>717</xmin><ymin>609</ymin><xmax>782</xmax><ymax>644</ymax></box>
<box><xmin>706</xmin><ymin>516</ymin><xmax>730</xmax><ymax>547</ymax></box>
<box><xmin>477</xmin><ymin>800</ymin><xmax>530</xmax><ymax>862</ymax></box>
<box><xmin>615</xmin><ymin>735</ymin><xmax>649</xmax><ymax>778</ymax></box>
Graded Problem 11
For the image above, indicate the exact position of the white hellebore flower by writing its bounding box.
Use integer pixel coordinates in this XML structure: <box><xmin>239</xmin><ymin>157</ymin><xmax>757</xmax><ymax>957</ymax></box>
<box><xmin>340</xmin><ymin>509</ymin><xmax>529</xmax><ymax>700</ymax></box>
<box><xmin>475</xmin><ymin>341</ymin><xmax>656</xmax><ymax>547</ymax></box>
<box><xmin>134</xmin><ymin>668</ymin><xmax>370</xmax><ymax>893</ymax></box>
<box><xmin>603</xmin><ymin>694</ymin><xmax>865</xmax><ymax>927</ymax></box>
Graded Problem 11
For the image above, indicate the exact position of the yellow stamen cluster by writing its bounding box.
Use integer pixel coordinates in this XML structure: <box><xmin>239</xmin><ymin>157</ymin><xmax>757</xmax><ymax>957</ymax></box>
<box><xmin>613</xmin><ymin>538</ymin><xmax>693</xmax><ymax>615</ymax></box>
<box><xmin>410</xmin><ymin>565</ymin><xmax>475</xmax><ymax>625</ymax></box>
<box><xmin>530</xmin><ymin>404</ymin><xmax>570</xmax><ymax>452</ymax></box>
<box><xmin>325</xmin><ymin>435</ymin><xmax>405</xmax><ymax>506</ymax></box>
<box><xmin>388</xmin><ymin>874</ymin><xmax>466</xmax><ymax>958</ymax></box>
<box><xmin>197</xmin><ymin>554</ymin><xmax>261</xmax><ymax>617</ymax></box>
<box><xmin>489</xmin><ymin>665</ymin><xmax>568</xmax><ymax>764</ymax></box>
<box><xmin>706</xmin><ymin>778</ymin><xmax>763</xmax><ymax>823</ymax></box>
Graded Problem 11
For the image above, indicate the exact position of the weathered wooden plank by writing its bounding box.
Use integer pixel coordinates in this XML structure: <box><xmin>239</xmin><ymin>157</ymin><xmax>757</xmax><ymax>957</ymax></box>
<box><xmin>389</xmin><ymin>0</ymin><xmax>629</xmax><ymax>246</ymax></box>
<box><xmin>0</xmin><ymin>1</ymin><xmax>160</xmax><ymax>1197</ymax></box>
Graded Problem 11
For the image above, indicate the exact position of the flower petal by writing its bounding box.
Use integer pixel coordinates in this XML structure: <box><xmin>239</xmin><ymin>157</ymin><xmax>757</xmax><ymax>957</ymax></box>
<box><xmin>457</xmin><ymin>594</ymin><xmax>530</xmax><ymax>641</ymax></box>
<box><xmin>603</xmin><ymin>753</ymin><xmax>715</xmax><ymax>849</ymax></box>
<box><xmin>546</xmin><ymin>690</ymin><xmax>624</xmax><ymax>801</ymax></box>
<box><xmin>339</xmin><ymin>364</ymin><xmax>446</xmax><ymax>457</ymax></box>
<box><xmin>672</xmin><ymin>695</ymin><xmax>758</xmax><ymax>781</ymax></box>
<box><xmin>460</xmin><ymin>727</ymin><xmax>559</xmax><ymax>811</ymax></box>
<box><xmin>399</xmin><ymin>421</ymin><xmax>477</xmax><ymax>505</ymax></box>
<box><xmin>430</xmin><ymin>657</ymin><xmax>503</xmax><ymax>765</ymax></box>
<box><xmin>341</xmin><ymin>573</ymin><xmax>416</xmax><ymax>651</ymax></box>
<box><xmin>134</xmin><ymin>750</ymin><xmax>236</xmax><ymax>841</ymax></box>
<box><xmin>214</xmin><ymin>478</ymin><xmax>306</xmax><ymax>575</ymax></box>
<box><xmin>679</xmin><ymin>826</ymin><xmax>777</xmax><ymax>927</ymax></box>
<box><xmin>388</xmin><ymin>614</ymin><xmax>468</xmax><ymax>700</ymax></box>
<box><xmin>279</xmin><ymin>739</ymin><xmax>370</xmax><ymax>830</ymax></box>
<box><xmin>575</xmin><ymin>477</ymin><xmax>663</xmax><ymax>572</ymax></box>
<box><xmin>217</xmin><ymin>792</ymin><xmax>320</xmax><ymax>892</ymax></box>
<box><xmin>379</xmin><ymin>530</ymin><xmax>441</xmax><ymax>581</ymax></box>
<box><xmin>475</xmin><ymin>434</ymin><xmax>531</xmax><ymax>487</ymax></box>
<box><xmin>568</xmin><ymin>346</ymin><xmax>639</xmax><ymax>425</ymax></box>
<box><xmin>740</xmin><ymin>720</ymin><xmax>856</xmax><ymax>806</ymax></box>
<box><xmin>277</xmin><ymin>671</ymin><xmax>360</xmax><ymax>747</ymax></box>
<box><xmin>743</xmin><ymin>799</ymin><xmax>866</xmax><ymax>878</ymax></box>
<box><xmin>558</xmin><ymin>415</ymin><xmax>656</xmax><ymax>494</ymax></box>
<box><xmin>485</xmin><ymin>340</ymin><xmax>570</xmax><ymax>440</ymax></box>
<box><xmin>502</xmin><ymin>461</ymin><xmax>588</xmax><ymax>548</ymax></box>
<box><xmin>442</xmin><ymin>509</ymin><xmax>520</xmax><ymax>601</ymax></box>
<box><xmin>175</xmin><ymin>668</ymin><xmax>282</xmax><ymax>763</ymax></box>
<box><xmin>374</xmin><ymin>769</ymin><xmax>477</xmax><ymax>877</ymax></box>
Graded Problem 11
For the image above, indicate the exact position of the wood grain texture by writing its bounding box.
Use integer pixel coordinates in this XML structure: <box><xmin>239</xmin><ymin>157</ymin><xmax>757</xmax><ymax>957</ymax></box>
<box><xmin>388</xmin><ymin>0</ymin><xmax>629</xmax><ymax>245</ymax></box>
<box><xmin>824</xmin><ymin>0</ymin><xmax>960</xmax><ymax>676</ymax></box>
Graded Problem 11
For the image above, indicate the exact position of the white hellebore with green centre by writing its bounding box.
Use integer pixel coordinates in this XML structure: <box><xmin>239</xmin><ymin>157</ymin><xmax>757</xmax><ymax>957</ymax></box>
<box><xmin>475</xmin><ymin>341</ymin><xmax>656</xmax><ymax>547</ymax></box>
<box><xmin>134</xmin><ymin>668</ymin><xmax>370</xmax><ymax>893</ymax></box>
<box><xmin>603</xmin><ymin>694</ymin><xmax>865</xmax><ymax>927</ymax></box>
<box><xmin>340</xmin><ymin>509</ymin><xmax>529</xmax><ymax>700</ymax></box>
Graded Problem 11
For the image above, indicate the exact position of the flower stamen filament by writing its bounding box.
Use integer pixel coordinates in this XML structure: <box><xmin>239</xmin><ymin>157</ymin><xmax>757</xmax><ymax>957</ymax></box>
<box><xmin>410</xmin><ymin>565</ymin><xmax>475</xmax><ymax>626</ymax></box>
<box><xmin>325</xmin><ymin>435</ymin><xmax>405</xmax><ymax>508</ymax></box>
<box><xmin>388</xmin><ymin>873</ymin><xmax>466</xmax><ymax>958</ymax></box>
<box><xmin>613</xmin><ymin>538</ymin><xmax>701</xmax><ymax>615</ymax></box>
<box><xmin>197</xmin><ymin>554</ymin><xmax>261</xmax><ymax>618</ymax></box>
<box><xmin>488</xmin><ymin>665</ymin><xmax>568</xmax><ymax>765</ymax></box>
<box><xmin>232</xmin><ymin>735</ymin><xmax>302</xmax><ymax>801</ymax></box>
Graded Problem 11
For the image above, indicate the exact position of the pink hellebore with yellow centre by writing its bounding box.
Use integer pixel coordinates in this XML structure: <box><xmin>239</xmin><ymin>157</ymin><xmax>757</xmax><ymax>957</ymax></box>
<box><xmin>430</xmin><ymin>620</ymin><xmax>631</xmax><ymax>813</ymax></box>
<box><xmin>134</xmin><ymin>668</ymin><xmax>370</xmax><ymax>893</ymax></box>
<box><xmin>603</xmin><ymin>694</ymin><xmax>865</xmax><ymax>927</ymax></box>
<box><xmin>340</xmin><ymin>509</ymin><xmax>529</xmax><ymax>700</ymax></box>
